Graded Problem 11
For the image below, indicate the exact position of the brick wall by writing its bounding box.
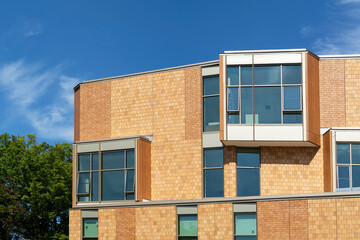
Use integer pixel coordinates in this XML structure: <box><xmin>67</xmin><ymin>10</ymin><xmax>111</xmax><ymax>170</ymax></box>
<box><xmin>98</xmin><ymin>208</ymin><xmax>117</xmax><ymax>239</ymax></box>
<box><xmin>345</xmin><ymin>59</ymin><xmax>360</xmax><ymax>127</ymax></box>
<box><xmin>224</xmin><ymin>146</ymin><xmax>237</xmax><ymax>197</ymax></box>
<box><xmin>69</xmin><ymin>209</ymin><xmax>81</xmax><ymax>240</ymax></box>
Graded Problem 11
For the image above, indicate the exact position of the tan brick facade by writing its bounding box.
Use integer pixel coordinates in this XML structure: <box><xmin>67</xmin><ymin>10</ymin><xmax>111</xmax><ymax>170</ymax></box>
<box><xmin>224</xmin><ymin>146</ymin><xmax>237</xmax><ymax>197</ymax></box>
<box><xmin>345</xmin><ymin>59</ymin><xmax>360</xmax><ymax>127</ymax></box>
<box><xmin>69</xmin><ymin>209</ymin><xmax>81</xmax><ymax>240</ymax></box>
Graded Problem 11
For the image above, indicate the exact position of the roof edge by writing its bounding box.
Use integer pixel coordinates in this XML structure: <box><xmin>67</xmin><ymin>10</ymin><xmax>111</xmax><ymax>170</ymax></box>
<box><xmin>319</xmin><ymin>54</ymin><xmax>360</xmax><ymax>59</ymax></box>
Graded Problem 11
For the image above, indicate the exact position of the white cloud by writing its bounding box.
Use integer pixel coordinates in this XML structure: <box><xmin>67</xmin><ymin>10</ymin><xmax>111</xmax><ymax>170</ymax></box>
<box><xmin>0</xmin><ymin>60</ymin><xmax>80</xmax><ymax>142</ymax></box>
<box><xmin>19</xmin><ymin>17</ymin><xmax>43</xmax><ymax>37</ymax></box>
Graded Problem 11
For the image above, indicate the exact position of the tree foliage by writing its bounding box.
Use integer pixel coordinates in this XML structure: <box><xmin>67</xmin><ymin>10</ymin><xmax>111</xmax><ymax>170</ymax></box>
<box><xmin>0</xmin><ymin>133</ymin><xmax>72</xmax><ymax>239</ymax></box>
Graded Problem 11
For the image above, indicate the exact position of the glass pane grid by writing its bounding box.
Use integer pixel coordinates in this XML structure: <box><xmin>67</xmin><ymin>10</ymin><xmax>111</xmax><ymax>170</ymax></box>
<box><xmin>336</xmin><ymin>143</ymin><xmax>360</xmax><ymax>190</ymax></box>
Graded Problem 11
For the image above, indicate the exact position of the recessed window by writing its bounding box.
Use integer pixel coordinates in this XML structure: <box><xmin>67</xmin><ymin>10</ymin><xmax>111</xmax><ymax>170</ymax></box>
<box><xmin>203</xmin><ymin>148</ymin><xmax>224</xmax><ymax>197</ymax></box>
<box><xmin>203</xmin><ymin>75</ymin><xmax>220</xmax><ymax>132</ymax></box>
<box><xmin>78</xmin><ymin>153</ymin><xmax>99</xmax><ymax>202</ymax></box>
<box><xmin>234</xmin><ymin>203</ymin><xmax>257</xmax><ymax>240</ymax></box>
<box><xmin>83</xmin><ymin>218</ymin><xmax>98</xmax><ymax>240</ymax></box>
<box><xmin>237</xmin><ymin>148</ymin><xmax>260</xmax><ymax>197</ymax></box>
<box><xmin>177</xmin><ymin>206</ymin><xmax>198</xmax><ymax>240</ymax></box>
<box><xmin>336</xmin><ymin>143</ymin><xmax>360</xmax><ymax>190</ymax></box>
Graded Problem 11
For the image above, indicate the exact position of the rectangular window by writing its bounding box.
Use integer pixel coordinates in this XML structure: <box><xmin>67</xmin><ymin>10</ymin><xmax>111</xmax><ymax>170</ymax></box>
<box><xmin>83</xmin><ymin>218</ymin><xmax>98</xmax><ymax>240</ymax></box>
<box><xmin>237</xmin><ymin>148</ymin><xmax>260</xmax><ymax>197</ymax></box>
<box><xmin>234</xmin><ymin>203</ymin><xmax>257</xmax><ymax>240</ymax></box>
<box><xmin>77</xmin><ymin>149</ymin><xmax>135</xmax><ymax>202</ymax></box>
<box><xmin>203</xmin><ymin>75</ymin><xmax>220</xmax><ymax>132</ymax></box>
<box><xmin>336</xmin><ymin>143</ymin><xmax>360</xmax><ymax>190</ymax></box>
<box><xmin>203</xmin><ymin>148</ymin><xmax>224</xmax><ymax>197</ymax></box>
<box><xmin>177</xmin><ymin>206</ymin><xmax>198</xmax><ymax>240</ymax></box>
<box><xmin>226</xmin><ymin>64</ymin><xmax>302</xmax><ymax>125</ymax></box>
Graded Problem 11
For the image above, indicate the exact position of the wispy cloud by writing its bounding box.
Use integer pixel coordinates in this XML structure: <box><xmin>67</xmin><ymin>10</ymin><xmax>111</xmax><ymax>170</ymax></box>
<box><xmin>20</xmin><ymin>18</ymin><xmax>43</xmax><ymax>37</ymax></box>
<box><xmin>304</xmin><ymin>0</ymin><xmax>360</xmax><ymax>54</ymax></box>
<box><xmin>0</xmin><ymin>60</ymin><xmax>80</xmax><ymax>142</ymax></box>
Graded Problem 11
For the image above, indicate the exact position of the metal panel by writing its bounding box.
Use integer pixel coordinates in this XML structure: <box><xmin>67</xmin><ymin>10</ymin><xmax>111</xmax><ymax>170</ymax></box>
<box><xmin>233</xmin><ymin>203</ymin><xmax>256</xmax><ymax>213</ymax></box>
<box><xmin>202</xmin><ymin>65</ymin><xmax>219</xmax><ymax>76</ymax></box>
<box><xmin>255</xmin><ymin>125</ymin><xmax>303</xmax><ymax>141</ymax></box>
<box><xmin>335</xmin><ymin>130</ymin><xmax>360</xmax><ymax>142</ymax></box>
<box><xmin>202</xmin><ymin>132</ymin><xmax>222</xmax><ymax>148</ymax></box>
<box><xmin>254</xmin><ymin>53</ymin><xmax>302</xmax><ymax>64</ymax></box>
<box><xmin>81</xmin><ymin>210</ymin><xmax>98</xmax><ymax>218</ymax></box>
<box><xmin>177</xmin><ymin>206</ymin><xmax>197</xmax><ymax>215</ymax></box>
<box><xmin>227</xmin><ymin>55</ymin><xmax>252</xmax><ymax>65</ymax></box>
<box><xmin>101</xmin><ymin>139</ymin><xmax>135</xmax><ymax>151</ymax></box>
<box><xmin>78</xmin><ymin>143</ymin><xmax>99</xmax><ymax>153</ymax></box>
<box><xmin>227</xmin><ymin>125</ymin><xmax>254</xmax><ymax>141</ymax></box>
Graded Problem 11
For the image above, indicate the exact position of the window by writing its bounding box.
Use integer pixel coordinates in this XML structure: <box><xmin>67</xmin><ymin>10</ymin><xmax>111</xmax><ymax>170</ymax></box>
<box><xmin>234</xmin><ymin>203</ymin><xmax>257</xmax><ymax>240</ymax></box>
<box><xmin>336</xmin><ymin>143</ymin><xmax>360</xmax><ymax>191</ymax></box>
<box><xmin>203</xmin><ymin>148</ymin><xmax>224</xmax><ymax>197</ymax></box>
<box><xmin>177</xmin><ymin>206</ymin><xmax>198</xmax><ymax>240</ymax></box>
<box><xmin>226</xmin><ymin>65</ymin><xmax>302</xmax><ymax>124</ymax></box>
<box><xmin>83</xmin><ymin>218</ymin><xmax>98</xmax><ymax>240</ymax></box>
<box><xmin>203</xmin><ymin>75</ymin><xmax>220</xmax><ymax>132</ymax></box>
<box><xmin>77</xmin><ymin>149</ymin><xmax>135</xmax><ymax>202</ymax></box>
<box><xmin>237</xmin><ymin>148</ymin><xmax>260</xmax><ymax>197</ymax></box>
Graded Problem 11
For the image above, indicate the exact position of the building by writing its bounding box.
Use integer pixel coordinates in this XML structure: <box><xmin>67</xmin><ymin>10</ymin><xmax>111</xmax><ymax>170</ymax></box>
<box><xmin>69</xmin><ymin>49</ymin><xmax>360</xmax><ymax>239</ymax></box>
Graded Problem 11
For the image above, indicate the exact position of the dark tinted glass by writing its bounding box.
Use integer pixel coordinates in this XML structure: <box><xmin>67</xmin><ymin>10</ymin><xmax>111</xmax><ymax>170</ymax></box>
<box><xmin>241</xmin><ymin>66</ymin><xmax>252</xmax><ymax>85</ymax></box>
<box><xmin>228</xmin><ymin>113</ymin><xmax>240</xmax><ymax>124</ymax></box>
<box><xmin>283</xmin><ymin>65</ymin><xmax>302</xmax><ymax>84</ymax></box>
<box><xmin>203</xmin><ymin>96</ymin><xmax>219</xmax><ymax>132</ymax></box>
<box><xmin>203</xmin><ymin>76</ymin><xmax>219</xmax><ymax>95</ymax></box>
<box><xmin>237</xmin><ymin>149</ymin><xmax>260</xmax><ymax>167</ymax></box>
<box><xmin>254</xmin><ymin>66</ymin><xmax>280</xmax><ymax>85</ymax></box>
<box><xmin>227</xmin><ymin>66</ymin><xmax>239</xmax><ymax>86</ymax></box>
<box><xmin>204</xmin><ymin>169</ymin><xmax>224</xmax><ymax>197</ymax></box>
<box><xmin>228</xmin><ymin>87</ymin><xmax>239</xmax><ymax>111</ymax></box>
<box><xmin>77</xmin><ymin>173</ymin><xmax>90</xmax><ymax>194</ymax></box>
<box><xmin>79</xmin><ymin>196</ymin><xmax>90</xmax><ymax>202</ymax></box>
<box><xmin>126</xmin><ymin>193</ymin><xmax>135</xmax><ymax>200</ymax></box>
<box><xmin>352</xmin><ymin>166</ymin><xmax>360</xmax><ymax>188</ymax></box>
<box><xmin>254</xmin><ymin>87</ymin><xmax>281</xmax><ymax>124</ymax></box>
<box><xmin>102</xmin><ymin>170</ymin><xmax>125</xmax><ymax>200</ymax></box>
<box><xmin>126</xmin><ymin>150</ymin><xmax>135</xmax><ymax>168</ymax></box>
<box><xmin>92</xmin><ymin>172</ymin><xmax>99</xmax><ymax>201</ymax></box>
<box><xmin>284</xmin><ymin>86</ymin><xmax>301</xmax><ymax>110</ymax></box>
<box><xmin>241</xmin><ymin>87</ymin><xmax>253</xmax><ymax>124</ymax></box>
<box><xmin>337</xmin><ymin>144</ymin><xmax>350</xmax><ymax>164</ymax></box>
<box><xmin>338</xmin><ymin>166</ymin><xmax>349</xmax><ymax>188</ymax></box>
<box><xmin>235</xmin><ymin>237</ymin><xmax>257</xmax><ymax>240</ymax></box>
<box><xmin>79</xmin><ymin>154</ymin><xmax>90</xmax><ymax>171</ymax></box>
<box><xmin>237</xmin><ymin>168</ymin><xmax>260</xmax><ymax>196</ymax></box>
<box><xmin>283</xmin><ymin>113</ymin><xmax>303</xmax><ymax>124</ymax></box>
<box><xmin>102</xmin><ymin>152</ymin><xmax>124</xmax><ymax>170</ymax></box>
<box><xmin>204</xmin><ymin>149</ymin><xmax>223</xmax><ymax>168</ymax></box>
<box><xmin>126</xmin><ymin>169</ymin><xmax>135</xmax><ymax>192</ymax></box>
<box><xmin>352</xmin><ymin>144</ymin><xmax>360</xmax><ymax>164</ymax></box>
<box><xmin>178</xmin><ymin>238</ymin><xmax>198</xmax><ymax>240</ymax></box>
<box><xmin>92</xmin><ymin>153</ymin><xmax>99</xmax><ymax>170</ymax></box>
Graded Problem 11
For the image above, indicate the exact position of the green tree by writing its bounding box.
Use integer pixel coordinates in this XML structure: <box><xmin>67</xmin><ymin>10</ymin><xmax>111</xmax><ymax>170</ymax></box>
<box><xmin>0</xmin><ymin>133</ymin><xmax>72</xmax><ymax>240</ymax></box>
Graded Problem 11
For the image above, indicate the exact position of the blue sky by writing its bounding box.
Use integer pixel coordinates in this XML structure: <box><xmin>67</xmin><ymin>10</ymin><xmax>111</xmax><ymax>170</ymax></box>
<box><xmin>0</xmin><ymin>0</ymin><xmax>359</xmax><ymax>144</ymax></box>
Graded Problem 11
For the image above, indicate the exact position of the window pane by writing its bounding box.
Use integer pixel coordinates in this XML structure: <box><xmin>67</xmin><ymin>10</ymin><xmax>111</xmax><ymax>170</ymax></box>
<box><xmin>126</xmin><ymin>193</ymin><xmax>135</xmax><ymax>200</ymax></box>
<box><xmin>126</xmin><ymin>169</ymin><xmax>135</xmax><ymax>192</ymax></box>
<box><xmin>179</xmin><ymin>215</ymin><xmax>198</xmax><ymax>236</ymax></box>
<box><xmin>204</xmin><ymin>149</ymin><xmax>223</xmax><ymax>168</ymax></box>
<box><xmin>241</xmin><ymin>87</ymin><xmax>253</xmax><ymax>124</ymax></box>
<box><xmin>204</xmin><ymin>169</ymin><xmax>224</xmax><ymax>197</ymax></box>
<box><xmin>77</xmin><ymin>173</ymin><xmax>90</xmax><ymax>194</ymax></box>
<box><xmin>235</xmin><ymin>214</ymin><xmax>257</xmax><ymax>235</ymax></box>
<box><xmin>241</xmin><ymin>66</ymin><xmax>252</xmax><ymax>85</ymax></box>
<box><xmin>92</xmin><ymin>172</ymin><xmax>99</xmax><ymax>201</ymax></box>
<box><xmin>92</xmin><ymin>153</ymin><xmax>99</xmax><ymax>170</ymax></box>
<box><xmin>203</xmin><ymin>96</ymin><xmax>219</xmax><ymax>132</ymax></box>
<box><xmin>237</xmin><ymin>168</ymin><xmax>260</xmax><ymax>196</ymax></box>
<box><xmin>352</xmin><ymin>144</ymin><xmax>360</xmax><ymax>164</ymax></box>
<box><xmin>83</xmin><ymin>219</ymin><xmax>98</xmax><ymax>237</ymax></box>
<box><xmin>102</xmin><ymin>170</ymin><xmax>125</xmax><ymax>201</ymax></box>
<box><xmin>203</xmin><ymin>76</ymin><xmax>219</xmax><ymax>95</ymax></box>
<box><xmin>228</xmin><ymin>113</ymin><xmax>240</xmax><ymax>124</ymax></box>
<box><xmin>79</xmin><ymin>196</ymin><xmax>90</xmax><ymax>202</ymax></box>
<box><xmin>126</xmin><ymin>150</ymin><xmax>135</xmax><ymax>168</ymax></box>
<box><xmin>283</xmin><ymin>65</ymin><xmax>302</xmax><ymax>84</ymax></box>
<box><xmin>178</xmin><ymin>237</ymin><xmax>198</xmax><ymax>240</ymax></box>
<box><xmin>79</xmin><ymin>154</ymin><xmax>90</xmax><ymax>171</ymax></box>
<box><xmin>237</xmin><ymin>149</ymin><xmax>260</xmax><ymax>167</ymax></box>
<box><xmin>337</xmin><ymin>144</ymin><xmax>350</xmax><ymax>164</ymax></box>
<box><xmin>235</xmin><ymin>236</ymin><xmax>257</xmax><ymax>240</ymax></box>
<box><xmin>284</xmin><ymin>86</ymin><xmax>301</xmax><ymax>110</ymax></box>
<box><xmin>283</xmin><ymin>113</ymin><xmax>302</xmax><ymax>124</ymax></box>
<box><xmin>352</xmin><ymin>166</ymin><xmax>360</xmax><ymax>188</ymax></box>
<box><xmin>228</xmin><ymin>87</ymin><xmax>239</xmax><ymax>111</ymax></box>
<box><xmin>227</xmin><ymin>66</ymin><xmax>239</xmax><ymax>86</ymax></box>
<box><xmin>254</xmin><ymin>66</ymin><xmax>280</xmax><ymax>85</ymax></box>
<box><xmin>338</xmin><ymin>166</ymin><xmax>350</xmax><ymax>188</ymax></box>
<box><xmin>254</xmin><ymin>87</ymin><xmax>281</xmax><ymax>124</ymax></box>
<box><xmin>102</xmin><ymin>152</ymin><xmax>125</xmax><ymax>170</ymax></box>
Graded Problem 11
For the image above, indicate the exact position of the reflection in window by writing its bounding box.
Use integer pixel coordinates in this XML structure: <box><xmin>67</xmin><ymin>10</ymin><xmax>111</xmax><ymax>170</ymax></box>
<box><xmin>337</xmin><ymin>143</ymin><xmax>360</xmax><ymax>190</ymax></box>
<box><xmin>254</xmin><ymin>87</ymin><xmax>281</xmax><ymax>124</ymax></box>
<box><xmin>203</xmin><ymin>75</ymin><xmax>219</xmax><ymax>132</ymax></box>
<box><xmin>178</xmin><ymin>215</ymin><xmax>198</xmax><ymax>239</ymax></box>
<box><xmin>204</xmin><ymin>148</ymin><xmax>224</xmax><ymax>197</ymax></box>
<box><xmin>83</xmin><ymin>218</ymin><xmax>98</xmax><ymax>239</ymax></box>
<box><xmin>237</xmin><ymin>148</ymin><xmax>260</xmax><ymax>197</ymax></box>
<box><xmin>234</xmin><ymin>214</ymin><xmax>257</xmax><ymax>240</ymax></box>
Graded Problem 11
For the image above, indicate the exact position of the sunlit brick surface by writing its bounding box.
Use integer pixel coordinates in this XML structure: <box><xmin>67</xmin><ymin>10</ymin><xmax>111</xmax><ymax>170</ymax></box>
<box><xmin>69</xmin><ymin>209</ymin><xmax>81</xmax><ymax>240</ymax></box>
<box><xmin>345</xmin><ymin>59</ymin><xmax>360</xmax><ymax>127</ymax></box>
